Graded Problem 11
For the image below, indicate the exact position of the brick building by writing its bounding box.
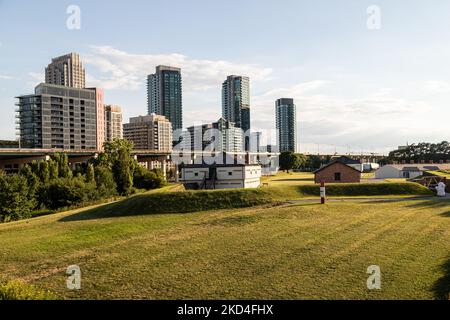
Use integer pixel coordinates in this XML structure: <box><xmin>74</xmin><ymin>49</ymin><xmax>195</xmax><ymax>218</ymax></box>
<box><xmin>314</xmin><ymin>158</ymin><xmax>361</xmax><ymax>184</ymax></box>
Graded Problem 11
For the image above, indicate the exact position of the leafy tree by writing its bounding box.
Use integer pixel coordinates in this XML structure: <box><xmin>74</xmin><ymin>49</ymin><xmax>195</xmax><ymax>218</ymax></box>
<box><xmin>97</xmin><ymin>139</ymin><xmax>136</xmax><ymax>195</ymax></box>
<box><xmin>20</xmin><ymin>165</ymin><xmax>40</xmax><ymax>203</ymax></box>
<box><xmin>35</xmin><ymin>161</ymin><xmax>50</xmax><ymax>184</ymax></box>
<box><xmin>94</xmin><ymin>165</ymin><xmax>118</xmax><ymax>198</ymax></box>
<box><xmin>52</xmin><ymin>153</ymin><xmax>72</xmax><ymax>178</ymax></box>
<box><xmin>279</xmin><ymin>152</ymin><xmax>307</xmax><ymax>172</ymax></box>
<box><xmin>40</xmin><ymin>176</ymin><xmax>97</xmax><ymax>210</ymax></box>
<box><xmin>0</xmin><ymin>173</ymin><xmax>35</xmax><ymax>222</ymax></box>
<box><xmin>85</xmin><ymin>163</ymin><xmax>95</xmax><ymax>183</ymax></box>
<box><xmin>48</xmin><ymin>160</ymin><xmax>59</xmax><ymax>180</ymax></box>
<box><xmin>113</xmin><ymin>148</ymin><xmax>134</xmax><ymax>195</ymax></box>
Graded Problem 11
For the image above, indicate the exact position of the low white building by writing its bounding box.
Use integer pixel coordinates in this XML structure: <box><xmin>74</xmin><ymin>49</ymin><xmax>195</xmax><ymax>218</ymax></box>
<box><xmin>375</xmin><ymin>164</ymin><xmax>450</xmax><ymax>179</ymax></box>
<box><xmin>180</xmin><ymin>164</ymin><xmax>262</xmax><ymax>189</ymax></box>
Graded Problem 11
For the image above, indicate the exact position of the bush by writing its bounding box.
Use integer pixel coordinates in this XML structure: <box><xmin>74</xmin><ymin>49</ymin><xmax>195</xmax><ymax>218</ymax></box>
<box><xmin>0</xmin><ymin>279</ymin><xmax>55</xmax><ymax>300</ymax></box>
<box><xmin>134</xmin><ymin>166</ymin><xmax>166</xmax><ymax>190</ymax></box>
<box><xmin>0</xmin><ymin>173</ymin><xmax>35</xmax><ymax>222</ymax></box>
<box><xmin>39</xmin><ymin>176</ymin><xmax>98</xmax><ymax>210</ymax></box>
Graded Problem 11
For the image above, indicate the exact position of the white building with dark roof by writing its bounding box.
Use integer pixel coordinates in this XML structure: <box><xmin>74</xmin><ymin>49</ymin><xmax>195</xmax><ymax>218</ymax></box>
<box><xmin>375</xmin><ymin>163</ymin><xmax>450</xmax><ymax>179</ymax></box>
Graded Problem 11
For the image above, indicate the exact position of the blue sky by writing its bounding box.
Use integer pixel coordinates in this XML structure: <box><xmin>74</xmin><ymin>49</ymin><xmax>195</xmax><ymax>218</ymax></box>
<box><xmin>1</xmin><ymin>0</ymin><xmax>450</xmax><ymax>154</ymax></box>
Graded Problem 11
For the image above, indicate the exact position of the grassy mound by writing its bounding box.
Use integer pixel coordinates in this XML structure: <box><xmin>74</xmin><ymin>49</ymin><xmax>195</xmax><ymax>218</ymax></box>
<box><xmin>62</xmin><ymin>189</ymin><xmax>278</xmax><ymax>220</ymax></box>
<box><xmin>61</xmin><ymin>182</ymin><xmax>434</xmax><ymax>221</ymax></box>
<box><xmin>0</xmin><ymin>279</ymin><xmax>55</xmax><ymax>300</ymax></box>
<box><xmin>274</xmin><ymin>182</ymin><xmax>434</xmax><ymax>197</ymax></box>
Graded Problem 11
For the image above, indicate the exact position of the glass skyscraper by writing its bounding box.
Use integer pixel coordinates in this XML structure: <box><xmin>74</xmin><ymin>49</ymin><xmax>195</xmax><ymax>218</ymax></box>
<box><xmin>147</xmin><ymin>65</ymin><xmax>182</xmax><ymax>132</ymax></box>
<box><xmin>276</xmin><ymin>98</ymin><xmax>297</xmax><ymax>153</ymax></box>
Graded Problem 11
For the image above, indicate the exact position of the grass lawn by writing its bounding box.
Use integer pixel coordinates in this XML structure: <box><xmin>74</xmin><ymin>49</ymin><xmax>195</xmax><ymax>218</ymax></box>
<box><xmin>261</xmin><ymin>172</ymin><xmax>315</xmax><ymax>186</ymax></box>
<box><xmin>0</xmin><ymin>194</ymin><xmax>449</xmax><ymax>299</ymax></box>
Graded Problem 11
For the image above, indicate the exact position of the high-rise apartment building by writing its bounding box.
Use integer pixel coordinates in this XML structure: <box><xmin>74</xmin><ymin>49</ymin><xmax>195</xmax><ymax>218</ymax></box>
<box><xmin>222</xmin><ymin>75</ymin><xmax>250</xmax><ymax>133</ymax></box>
<box><xmin>147</xmin><ymin>65</ymin><xmax>182</xmax><ymax>132</ymax></box>
<box><xmin>90</xmin><ymin>87</ymin><xmax>105</xmax><ymax>150</ymax></box>
<box><xmin>275</xmin><ymin>98</ymin><xmax>297</xmax><ymax>153</ymax></box>
<box><xmin>45</xmin><ymin>53</ymin><xmax>86</xmax><ymax>88</ymax></box>
<box><xmin>104</xmin><ymin>105</ymin><xmax>123</xmax><ymax>141</ymax></box>
<box><xmin>16</xmin><ymin>83</ymin><xmax>101</xmax><ymax>150</ymax></box>
<box><xmin>185</xmin><ymin>118</ymin><xmax>243</xmax><ymax>153</ymax></box>
<box><xmin>123</xmin><ymin>114</ymin><xmax>172</xmax><ymax>151</ymax></box>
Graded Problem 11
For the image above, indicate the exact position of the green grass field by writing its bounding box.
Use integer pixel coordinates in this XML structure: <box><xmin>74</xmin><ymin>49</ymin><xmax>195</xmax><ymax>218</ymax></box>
<box><xmin>0</xmin><ymin>185</ymin><xmax>449</xmax><ymax>300</ymax></box>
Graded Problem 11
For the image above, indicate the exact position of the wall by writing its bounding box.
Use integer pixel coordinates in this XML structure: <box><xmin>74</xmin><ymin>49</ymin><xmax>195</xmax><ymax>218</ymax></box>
<box><xmin>315</xmin><ymin>162</ymin><xmax>361</xmax><ymax>183</ymax></box>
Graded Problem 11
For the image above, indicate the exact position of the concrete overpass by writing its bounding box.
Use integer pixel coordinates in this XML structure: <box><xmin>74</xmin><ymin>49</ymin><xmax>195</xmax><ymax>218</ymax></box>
<box><xmin>0</xmin><ymin>148</ymin><xmax>280</xmax><ymax>174</ymax></box>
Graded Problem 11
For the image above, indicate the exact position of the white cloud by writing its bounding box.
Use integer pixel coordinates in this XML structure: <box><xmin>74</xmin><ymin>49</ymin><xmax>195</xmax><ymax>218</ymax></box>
<box><xmin>421</xmin><ymin>80</ymin><xmax>450</xmax><ymax>94</ymax></box>
<box><xmin>83</xmin><ymin>45</ymin><xmax>273</xmax><ymax>91</ymax></box>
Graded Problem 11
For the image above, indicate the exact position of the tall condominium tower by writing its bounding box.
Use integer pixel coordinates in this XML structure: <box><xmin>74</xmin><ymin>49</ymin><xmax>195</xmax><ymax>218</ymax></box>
<box><xmin>45</xmin><ymin>53</ymin><xmax>86</xmax><ymax>88</ymax></box>
<box><xmin>222</xmin><ymin>75</ymin><xmax>250</xmax><ymax>133</ymax></box>
<box><xmin>186</xmin><ymin>117</ymin><xmax>244</xmax><ymax>153</ymax></box>
<box><xmin>123</xmin><ymin>114</ymin><xmax>173</xmax><ymax>151</ymax></box>
<box><xmin>147</xmin><ymin>65</ymin><xmax>182</xmax><ymax>132</ymax></box>
<box><xmin>104</xmin><ymin>105</ymin><xmax>123</xmax><ymax>141</ymax></box>
<box><xmin>275</xmin><ymin>98</ymin><xmax>297</xmax><ymax>153</ymax></box>
<box><xmin>16</xmin><ymin>83</ymin><xmax>101</xmax><ymax>150</ymax></box>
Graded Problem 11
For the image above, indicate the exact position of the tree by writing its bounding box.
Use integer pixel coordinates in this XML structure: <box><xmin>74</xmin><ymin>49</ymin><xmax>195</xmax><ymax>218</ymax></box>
<box><xmin>20</xmin><ymin>165</ymin><xmax>40</xmax><ymax>204</ymax></box>
<box><xmin>35</xmin><ymin>161</ymin><xmax>50</xmax><ymax>184</ymax></box>
<box><xmin>41</xmin><ymin>176</ymin><xmax>97</xmax><ymax>210</ymax></box>
<box><xmin>85</xmin><ymin>163</ymin><xmax>95</xmax><ymax>183</ymax></box>
<box><xmin>113</xmin><ymin>148</ymin><xmax>133</xmax><ymax>195</ymax></box>
<box><xmin>48</xmin><ymin>160</ymin><xmax>59</xmax><ymax>180</ymax></box>
<box><xmin>94</xmin><ymin>165</ymin><xmax>118</xmax><ymax>198</ymax></box>
<box><xmin>0</xmin><ymin>172</ymin><xmax>35</xmax><ymax>222</ymax></box>
<box><xmin>52</xmin><ymin>153</ymin><xmax>72</xmax><ymax>178</ymax></box>
<box><xmin>97</xmin><ymin>139</ymin><xmax>136</xmax><ymax>195</ymax></box>
<box><xmin>279</xmin><ymin>152</ymin><xmax>306</xmax><ymax>172</ymax></box>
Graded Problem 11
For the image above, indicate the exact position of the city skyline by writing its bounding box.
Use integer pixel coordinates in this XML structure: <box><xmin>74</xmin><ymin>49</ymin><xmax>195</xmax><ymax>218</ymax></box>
<box><xmin>1</xmin><ymin>0</ymin><xmax>450</xmax><ymax>154</ymax></box>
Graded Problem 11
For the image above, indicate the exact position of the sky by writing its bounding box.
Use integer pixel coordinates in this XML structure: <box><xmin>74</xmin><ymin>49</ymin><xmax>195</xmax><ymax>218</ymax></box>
<box><xmin>1</xmin><ymin>0</ymin><xmax>450</xmax><ymax>154</ymax></box>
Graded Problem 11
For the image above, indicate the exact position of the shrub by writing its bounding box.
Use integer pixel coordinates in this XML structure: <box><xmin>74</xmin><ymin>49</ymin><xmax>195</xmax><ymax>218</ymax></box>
<box><xmin>0</xmin><ymin>279</ymin><xmax>55</xmax><ymax>300</ymax></box>
<box><xmin>39</xmin><ymin>176</ymin><xmax>98</xmax><ymax>210</ymax></box>
<box><xmin>0</xmin><ymin>173</ymin><xmax>35</xmax><ymax>222</ymax></box>
<box><xmin>134</xmin><ymin>166</ymin><xmax>166</xmax><ymax>190</ymax></box>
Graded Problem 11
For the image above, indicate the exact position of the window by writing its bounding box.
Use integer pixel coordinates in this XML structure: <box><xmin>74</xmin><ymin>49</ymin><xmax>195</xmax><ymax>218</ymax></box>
<box><xmin>194</xmin><ymin>172</ymin><xmax>199</xmax><ymax>177</ymax></box>
<box><xmin>334</xmin><ymin>172</ymin><xmax>341</xmax><ymax>181</ymax></box>
<box><xmin>228</xmin><ymin>172</ymin><xmax>233</xmax><ymax>176</ymax></box>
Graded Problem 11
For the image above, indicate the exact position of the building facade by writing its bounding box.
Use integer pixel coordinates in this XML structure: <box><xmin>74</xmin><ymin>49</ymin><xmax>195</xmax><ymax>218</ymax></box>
<box><xmin>185</xmin><ymin>118</ymin><xmax>243</xmax><ymax>153</ymax></box>
<box><xmin>222</xmin><ymin>75</ymin><xmax>250</xmax><ymax>136</ymax></box>
<box><xmin>123</xmin><ymin>114</ymin><xmax>172</xmax><ymax>151</ymax></box>
<box><xmin>276</xmin><ymin>98</ymin><xmax>297</xmax><ymax>153</ymax></box>
<box><xmin>314</xmin><ymin>159</ymin><xmax>361</xmax><ymax>184</ymax></box>
<box><xmin>104</xmin><ymin>105</ymin><xmax>123</xmax><ymax>141</ymax></box>
<box><xmin>147</xmin><ymin>65</ymin><xmax>182</xmax><ymax>131</ymax></box>
<box><xmin>45</xmin><ymin>53</ymin><xmax>86</xmax><ymax>89</ymax></box>
<box><xmin>16</xmin><ymin>83</ymin><xmax>100</xmax><ymax>150</ymax></box>
<box><xmin>180</xmin><ymin>164</ymin><xmax>262</xmax><ymax>190</ymax></box>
